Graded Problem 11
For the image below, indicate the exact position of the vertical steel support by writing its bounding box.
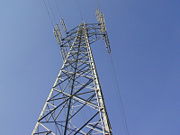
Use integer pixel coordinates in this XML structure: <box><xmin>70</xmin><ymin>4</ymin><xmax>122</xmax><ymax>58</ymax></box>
<box><xmin>84</xmin><ymin>25</ymin><xmax>112</xmax><ymax>134</ymax></box>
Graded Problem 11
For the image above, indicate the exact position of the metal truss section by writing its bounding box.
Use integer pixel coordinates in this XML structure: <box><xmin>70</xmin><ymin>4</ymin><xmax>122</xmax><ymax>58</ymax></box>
<box><xmin>32</xmin><ymin>9</ymin><xmax>112</xmax><ymax>135</ymax></box>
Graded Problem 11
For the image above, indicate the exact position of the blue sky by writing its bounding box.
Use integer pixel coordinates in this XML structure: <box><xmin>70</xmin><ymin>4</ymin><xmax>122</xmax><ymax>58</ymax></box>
<box><xmin>0</xmin><ymin>0</ymin><xmax>179</xmax><ymax>135</ymax></box>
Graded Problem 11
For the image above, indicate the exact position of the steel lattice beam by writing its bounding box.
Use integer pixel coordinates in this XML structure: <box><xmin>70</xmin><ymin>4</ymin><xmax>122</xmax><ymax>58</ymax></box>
<box><xmin>32</xmin><ymin>9</ymin><xmax>112</xmax><ymax>135</ymax></box>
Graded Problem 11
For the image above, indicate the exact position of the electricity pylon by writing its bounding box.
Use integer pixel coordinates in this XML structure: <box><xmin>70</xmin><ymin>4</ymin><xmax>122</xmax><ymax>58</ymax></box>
<box><xmin>32</xmin><ymin>9</ymin><xmax>112</xmax><ymax>135</ymax></box>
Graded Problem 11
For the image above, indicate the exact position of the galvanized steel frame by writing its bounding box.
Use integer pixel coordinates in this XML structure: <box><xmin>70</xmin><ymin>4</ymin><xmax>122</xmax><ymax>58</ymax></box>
<box><xmin>32</xmin><ymin>10</ymin><xmax>112</xmax><ymax>135</ymax></box>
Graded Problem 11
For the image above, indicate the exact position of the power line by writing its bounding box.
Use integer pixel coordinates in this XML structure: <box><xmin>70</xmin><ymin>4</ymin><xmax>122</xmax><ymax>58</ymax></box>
<box><xmin>53</xmin><ymin>0</ymin><xmax>63</xmax><ymax>20</ymax></box>
<box><xmin>96</xmin><ymin>0</ymin><xmax>102</xmax><ymax>9</ymax></box>
<box><xmin>108</xmin><ymin>54</ymin><xmax>131</xmax><ymax>135</ymax></box>
<box><xmin>73</xmin><ymin>0</ymin><xmax>85</xmax><ymax>22</ymax></box>
<box><xmin>42</xmin><ymin>0</ymin><xmax>54</xmax><ymax>27</ymax></box>
<box><xmin>46</xmin><ymin>0</ymin><xmax>57</xmax><ymax>23</ymax></box>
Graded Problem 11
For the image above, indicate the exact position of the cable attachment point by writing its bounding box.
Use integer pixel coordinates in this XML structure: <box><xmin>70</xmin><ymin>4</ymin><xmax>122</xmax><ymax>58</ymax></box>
<box><xmin>96</xmin><ymin>9</ymin><xmax>111</xmax><ymax>53</ymax></box>
<box><xmin>60</xmin><ymin>18</ymin><xmax>68</xmax><ymax>34</ymax></box>
<box><xmin>53</xmin><ymin>24</ymin><xmax>62</xmax><ymax>44</ymax></box>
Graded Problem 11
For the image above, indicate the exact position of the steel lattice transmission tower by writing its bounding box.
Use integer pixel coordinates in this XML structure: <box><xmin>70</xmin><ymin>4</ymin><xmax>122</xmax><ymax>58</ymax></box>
<box><xmin>32</xmin><ymin>9</ymin><xmax>112</xmax><ymax>135</ymax></box>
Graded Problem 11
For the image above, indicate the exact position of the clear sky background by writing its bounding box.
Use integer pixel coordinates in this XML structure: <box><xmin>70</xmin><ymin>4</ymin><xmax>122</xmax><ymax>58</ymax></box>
<box><xmin>0</xmin><ymin>0</ymin><xmax>179</xmax><ymax>135</ymax></box>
